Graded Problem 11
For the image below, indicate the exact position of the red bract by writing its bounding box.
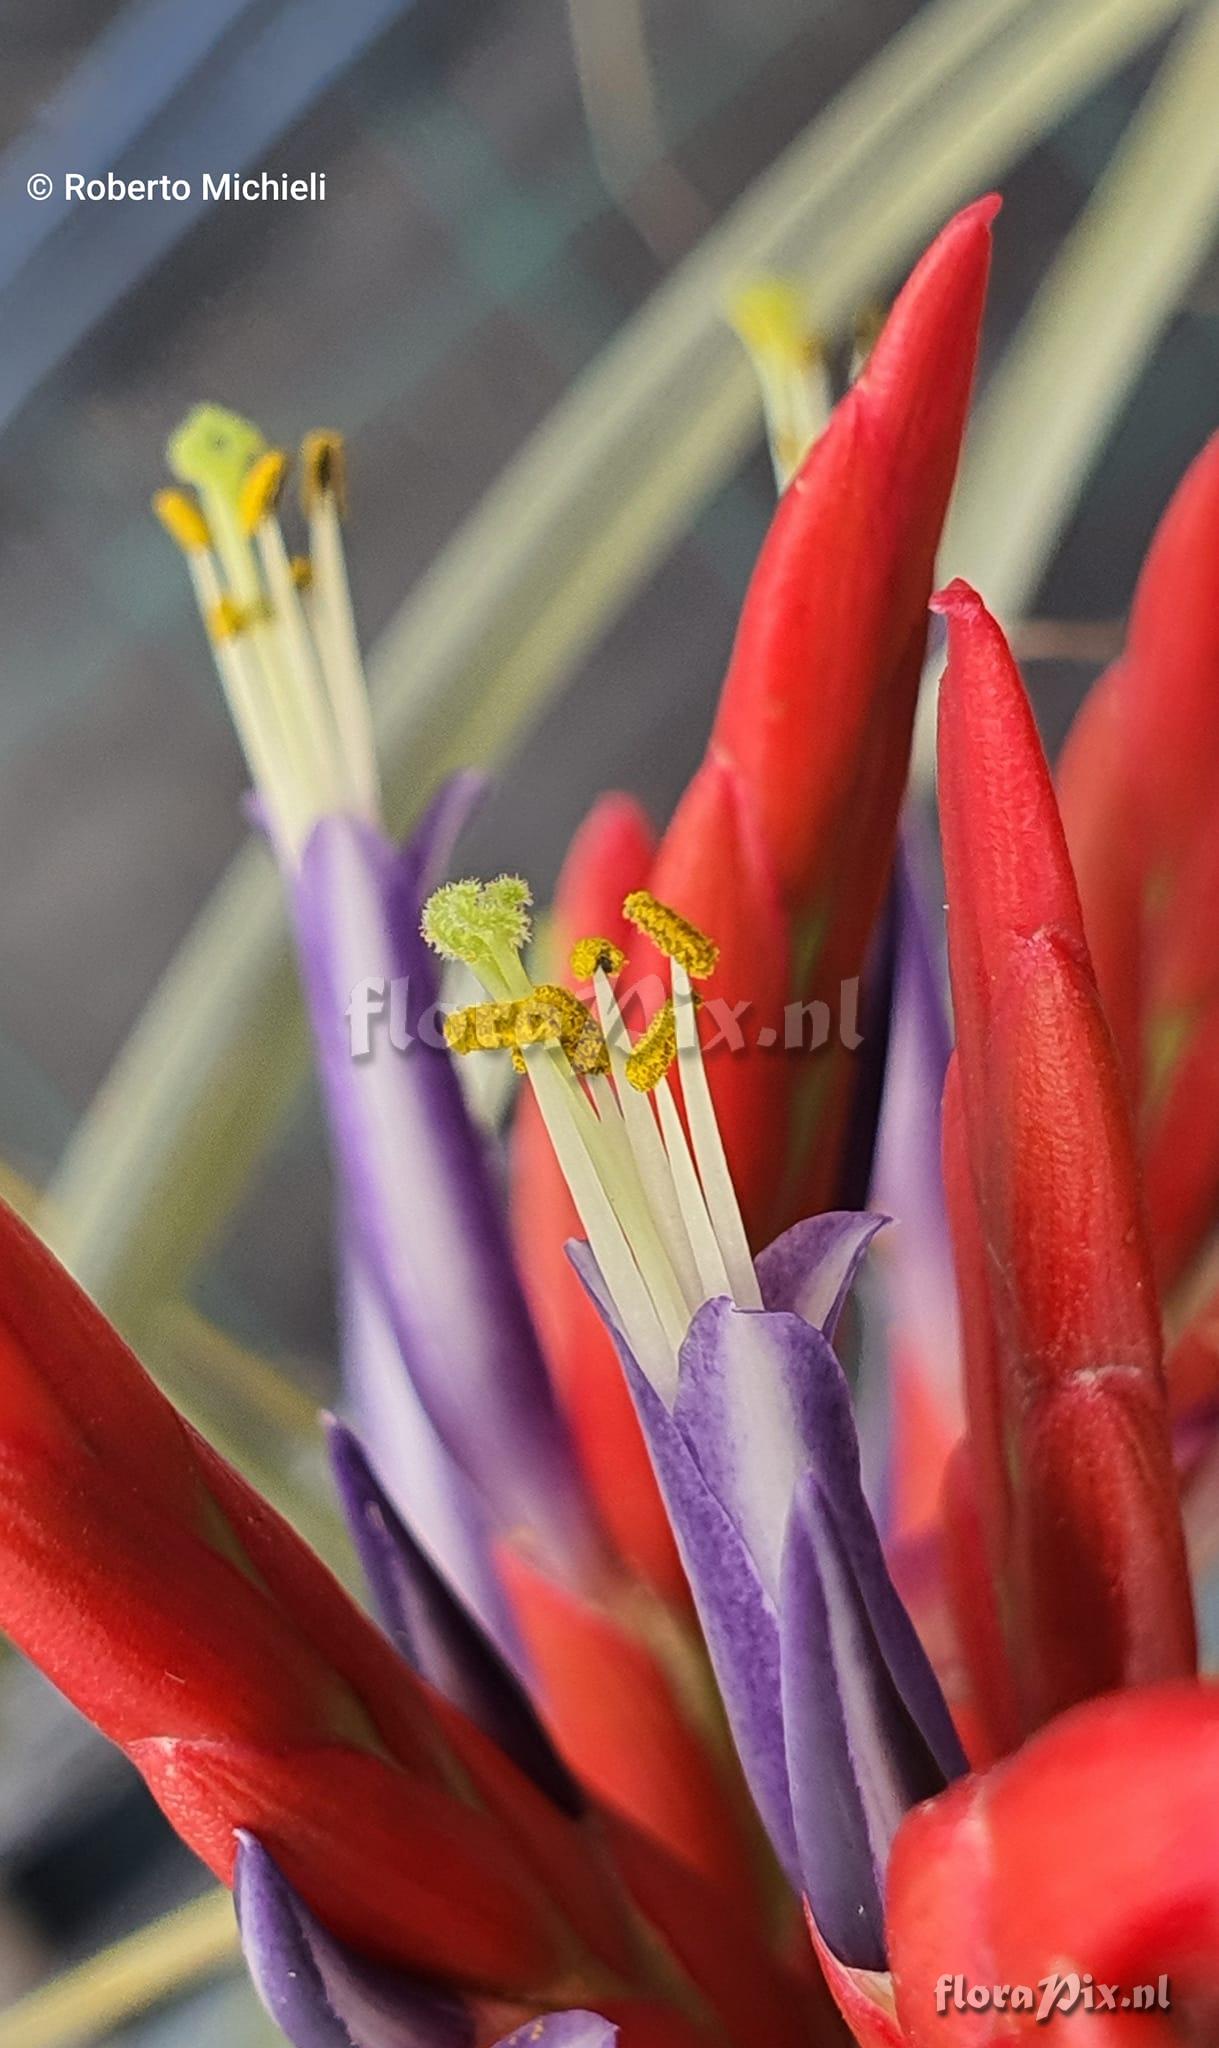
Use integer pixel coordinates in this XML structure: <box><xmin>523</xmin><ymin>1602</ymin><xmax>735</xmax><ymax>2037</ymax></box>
<box><xmin>627</xmin><ymin>197</ymin><xmax>996</xmax><ymax>1240</ymax></box>
<box><xmin>0</xmin><ymin>1200</ymin><xmax>641</xmax><ymax>1999</ymax></box>
<box><xmin>935</xmin><ymin>580</ymin><xmax>1195</xmax><ymax>1744</ymax></box>
<box><xmin>1059</xmin><ymin>431</ymin><xmax>1219</xmax><ymax>1298</ymax></box>
<box><xmin>887</xmin><ymin>1683</ymin><xmax>1219</xmax><ymax>2044</ymax></box>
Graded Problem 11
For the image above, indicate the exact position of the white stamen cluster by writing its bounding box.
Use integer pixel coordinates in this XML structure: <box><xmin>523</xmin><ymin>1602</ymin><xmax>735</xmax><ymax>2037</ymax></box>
<box><xmin>157</xmin><ymin>406</ymin><xmax>380</xmax><ymax>862</ymax></box>
<box><xmin>424</xmin><ymin>882</ymin><xmax>761</xmax><ymax>1402</ymax></box>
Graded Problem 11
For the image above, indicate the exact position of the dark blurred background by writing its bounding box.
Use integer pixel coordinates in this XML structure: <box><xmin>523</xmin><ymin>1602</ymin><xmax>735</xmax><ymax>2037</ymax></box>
<box><xmin>0</xmin><ymin>1</ymin><xmax>1217</xmax><ymax>2039</ymax></box>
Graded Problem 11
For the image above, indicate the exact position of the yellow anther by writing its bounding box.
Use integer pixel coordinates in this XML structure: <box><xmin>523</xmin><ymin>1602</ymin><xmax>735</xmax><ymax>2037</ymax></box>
<box><xmin>570</xmin><ymin>935</ymin><xmax>626</xmax><ymax>981</ymax></box>
<box><xmin>209</xmin><ymin>595</ymin><xmax>252</xmax><ymax>642</ymax></box>
<box><xmin>290</xmin><ymin>554</ymin><xmax>313</xmax><ymax>592</ymax></box>
<box><xmin>301</xmin><ymin>430</ymin><xmax>348</xmax><ymax>517</ymax></box>
<box><xmin>622</xmin><ymin>891</ymin><xmax>719</xmax><ymax>979</ymax></box>
<box><xmin>153</xmin><ymin>488</ymin><xmax>211</xmax><ymax>555</ymax></box>
<box><xmin>444</xmin><ymin>987</ymin><xmax>607</xmax><ymax>1078</ymax></box>
<box><xmin>239</xmin><ymin>449</ymin><xmax>289</xmax><ymax>534</ymax></box>
<box><xmin>444</xmin><ymin>1001</ymin><xmax>526</xmax><ymax>1056</ymax></box>
<box><xmin>729</xmin><ymin>279</ymin><xmax>817</xmax><ymax>369</ymax></box>
<box><xmin>532</xmin><ymin>984</ymin><xmax>609</xmax><ymax>1077</ymax></box>
<box><xmin>625</xmin><ymin>1001</ymin><xmax>678</xmax><ymax>1093</ymax></box>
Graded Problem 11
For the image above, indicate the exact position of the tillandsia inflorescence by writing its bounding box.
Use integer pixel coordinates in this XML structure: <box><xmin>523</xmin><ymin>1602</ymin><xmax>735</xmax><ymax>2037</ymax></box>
<box><xmin>2</xmin><ymin>195</ymin><xmax>1219</xmax><ymax>2048</ymax></box>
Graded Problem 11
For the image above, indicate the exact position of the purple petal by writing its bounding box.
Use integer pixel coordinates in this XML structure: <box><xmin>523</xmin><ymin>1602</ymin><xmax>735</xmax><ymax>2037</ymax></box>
<box><xmin>755</xmin><ymin>1212</ymin><xmax>888</xmax><ymax>1338</ymax></box>
<box><xmin>340</xmin><ymin>1239</ymin><xmax>518</xmax><ymax>1656</ymax></box>
<box><xmin>291</xmin><ymin>800</ymin><xmax>601</xmax><ymax>1588</ymax></box>
<box><xmin>780</xmin><ymin>1467</ymin><xmax>962</xmax><ymax>1971</ymax></box>
<box><xmin>870</xmin><ymin>831</ymin><xmax>964</xmax><ymax>1469</ymax></box>
<box><xmin>235</xmin><ymin>1834</ymin><xmax>472</xmax><ymax>2048</ymax></box>
<box><xmin>676</xmin><ymin>1303</ymin><xmax>963</xmax><ymax>1772</ymax></box>
<box><xmin>494</xmin><ymin>2018</ymin><xmax>617</xmax><ymax>2047</ymax></box>
<box><xmin>327</xmin><ymin>1418</ymin><xmax>581</xmax><ymax>1816</ymax></box>
<box><xmin>569</xmin><ymin>1244</ymin><xmax>800</xmax><ymax>1886</ymax></box>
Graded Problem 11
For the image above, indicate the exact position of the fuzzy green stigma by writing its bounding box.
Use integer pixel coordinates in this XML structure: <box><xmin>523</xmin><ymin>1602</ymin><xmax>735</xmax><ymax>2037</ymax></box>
<box><xmin>571</xmin><ymin>935</ymin><xmax>626</xmax><ymax>981</ymax></box>
<box><xmin>422</xmin><ymin>877</ymin><xmax>533</xmax><ymax>971</ymax></box>
<box><xmin>168</xmin><ymin>405</ymin><xmax>268</xmax><ymax>504</ymax></box>
<box><xmin>623</xmin><ymin>891</ymin><xmax>719</xmax><ymax>979</ymax></box>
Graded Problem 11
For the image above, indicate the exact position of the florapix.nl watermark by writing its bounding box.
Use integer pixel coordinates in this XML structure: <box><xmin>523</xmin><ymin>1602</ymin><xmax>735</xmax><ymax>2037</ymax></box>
<box><xmin>346</xmin><ymin>974</ymin><xmax>863</xmax><ymax>1060</ymax></box>
<box><xmin>935</xmin><ymin>1974</ymin><xmax>1172</xmax><ymax>2021</ymax></box>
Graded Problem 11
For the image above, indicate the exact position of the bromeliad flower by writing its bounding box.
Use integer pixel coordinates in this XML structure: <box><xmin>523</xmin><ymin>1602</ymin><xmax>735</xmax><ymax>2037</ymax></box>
<box><xmin>156</xmin><ymin>412</ymin><xmax>600</xmax><ymax>1636</ymax></box>
<box><xmin>155</xmin><ymin>406</ymin><xmax>775</xmax><ymax>1923</ymax></box>
<box><xmin>7</xmin><ymin>192</ymin><xmax>1219</xmax><ymax>2048</ymax></box>
<box><xmin>423</xmin><ymin>880</ymin><xmax>966</xmax><ymax>1976</ymax></box>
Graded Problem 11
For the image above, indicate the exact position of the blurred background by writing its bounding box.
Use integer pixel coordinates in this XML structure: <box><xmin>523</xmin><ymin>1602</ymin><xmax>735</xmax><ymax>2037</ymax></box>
<box><xmin>0</xmin><ymin>0</ymin><xmax>1217</xmax><ymax>2041</ymax></box>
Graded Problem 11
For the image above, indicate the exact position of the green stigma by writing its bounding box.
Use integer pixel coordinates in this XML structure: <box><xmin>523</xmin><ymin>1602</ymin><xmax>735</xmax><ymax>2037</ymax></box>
<box><xmin>422</xmin><ymin>876</ymin><xmax>533</xmax><ymax>970</ymax></box>
<box><xmin>168</xmin><ymin>405</ymin><xmax>267</xmax><ymax>505</ymax></box>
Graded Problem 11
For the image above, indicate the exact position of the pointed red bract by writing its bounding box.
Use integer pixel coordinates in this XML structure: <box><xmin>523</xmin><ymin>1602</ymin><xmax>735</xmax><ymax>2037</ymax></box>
<box><xmin>935</xmin><ymin>581</ymin><xmax>1195</xmax><ymax>1738</ymax></box>
<box><xmin>624</xmin><ymin>200</ymin><xmax>996</xmax><ymax>1242</ymax></box>
<box><xmin>0</xmin><ymin>1201</ymin><xmax>637</xmax><ymax>1998</ymax></box>
<box><xmin>888</xmin><ymin>1684</ymin><xmax>1219</xmax><ymax>2043</ymax></box>
<box><xmin>1059</xmin><ymin>431</ymin><xmax>1219</xmax><ymax>1292</ymax></box>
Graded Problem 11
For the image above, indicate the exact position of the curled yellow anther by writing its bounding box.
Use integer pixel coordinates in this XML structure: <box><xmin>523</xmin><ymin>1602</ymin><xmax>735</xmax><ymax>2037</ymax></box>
<box><xmin>444</xmin><ymin>1001</ymin><xmax>526</xmax><ymax>1056</ymax></box>
<box><xmin>301</xmin><ymin>430</ymin><xmax>348</xmax><ymax>516</ymax></box>
<box><xmin>625</xmin><ymin>1000</ymin><xmax>678</xmax><ymax>1093</ymax></box>
<box><xmin>153</xmin><ymin>488</ymin><xmax>211</xmax><ymax>554</ymax></box>
<box><xmin>571</xmin><ymin>935</ymin><xmax>626</xmax><ymax>981</ymax></box>
<box><xmin>622</xmin><ymin>891</ymin><xmax>719</xmax><ymax>979</ymax></box>
<box><xmin>291</xmin><ymin>555</ymin><xmax>313</xmax><ymax>592</ymax></box>
<box><xmin>444</xmin><ymin>986</ymin><xmax>607</xmax><ymax>1078</ymax></box>
<box><xmin>239</xmin><ymin>449</ymin><xmax>290</xmax><ymax>534</ymax></box>
<box><xmin>532</xmin><ymin>985</ymin><xmax>609</xmax><ymax>1076</ymax></box>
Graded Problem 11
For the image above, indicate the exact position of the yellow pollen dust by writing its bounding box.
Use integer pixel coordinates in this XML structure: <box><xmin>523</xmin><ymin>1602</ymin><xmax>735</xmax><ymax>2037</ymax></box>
<box><xmin>153</xmin><ymin>488</ymin><xmax>211</xmax><ymax>555</ymax></box>
<box><xmin>445</xmin><ymin>1001</ymin><xmax>530</xmax><ymax>1056</ymax></box>
<box><xmin>622</xmin><ymin>891</ymin><xmax>719</xmax><ymax>979</ymax></box>
<box><xmin>301</xmin><ymin>430</ymin><xmax>348</xmax><ymax>517</ymax></box>
<box><xmin>239</xmin><ymin>449</ymin><xmax>290</xmax><ymax>534</ymax></box>
<box><xmin>624</xmin><ymin>1000</ymin><xmax>678</xmax><ymax>1093</ymax></box>
<box><xmin>532</xmin><ymin>984</ymin><xmax>609</xmax><ymax>1076</ymax></box>
<box><xmin>444</xmin><ymin>990</ymin><xmax>606</xmax><ymax>1077</ymax></box>
<box><xmin>570</xmin><ymin>934</ymin><xmax>625</xmax><ymax>981</ymax></box>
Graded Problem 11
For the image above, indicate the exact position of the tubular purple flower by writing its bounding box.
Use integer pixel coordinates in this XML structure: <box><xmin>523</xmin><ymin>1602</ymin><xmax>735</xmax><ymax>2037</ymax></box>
<box><xmin>292</xmin><ymin>798</ymin><xmax>603</xmax><ymax>1590</ymax></box>
<box><xmin>157</xmin><ymin>412</ymin><xmax>603</xmax><ymax>1597</ymax></box>
<box><xmin>419</xmin><ymin>872</ymin><xmax>965</xmax><ymax>1961</ymax></box>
